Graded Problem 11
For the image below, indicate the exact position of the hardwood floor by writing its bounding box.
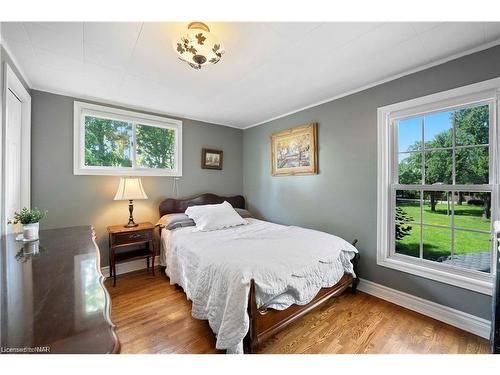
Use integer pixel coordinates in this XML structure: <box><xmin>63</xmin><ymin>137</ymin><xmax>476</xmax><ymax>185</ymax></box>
<box><xmin>105</xmin><ymin>268</ymin><xmax>490</xmax><ymax>354</ymax></box>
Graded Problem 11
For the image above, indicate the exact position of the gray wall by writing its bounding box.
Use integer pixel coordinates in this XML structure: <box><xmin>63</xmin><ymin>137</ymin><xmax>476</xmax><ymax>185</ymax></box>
<box><xmin>243</xmin><ymin>45</ymin><xmax>500</xmax><ymax>320</ymax></box>
<box><xmin>31</xmin><ymin>90</ymin><xmax>243</xmax><ymax>266</ymax></box>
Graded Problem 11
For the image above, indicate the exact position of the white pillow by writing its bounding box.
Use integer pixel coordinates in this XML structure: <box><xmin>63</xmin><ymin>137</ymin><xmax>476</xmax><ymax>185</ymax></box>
<box><xmin>185</xmin><ymin>201</ymin><xmax>248</xmax><ymax>231</ymax></box>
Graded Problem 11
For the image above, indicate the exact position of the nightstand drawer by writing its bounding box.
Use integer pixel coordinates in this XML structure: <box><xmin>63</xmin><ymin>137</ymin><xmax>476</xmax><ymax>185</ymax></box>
<box><xmin>114</xmin><ymin>230</ymin><xmax>152</xmax><ymax>245</ymax></box>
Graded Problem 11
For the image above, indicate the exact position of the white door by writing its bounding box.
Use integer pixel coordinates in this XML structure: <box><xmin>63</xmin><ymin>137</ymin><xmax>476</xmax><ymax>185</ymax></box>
<box><xmin>2</xmin><ymin>64</ymin><xmax>30</xmax><ymax>234</ymax></box>
<box><xmin>5</xmin><ymin>89</ymin><xmax>23</xmax><ymax>234</ymax></box>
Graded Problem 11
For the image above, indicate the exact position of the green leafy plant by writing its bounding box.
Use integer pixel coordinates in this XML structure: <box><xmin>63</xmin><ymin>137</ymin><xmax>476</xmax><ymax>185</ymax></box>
<box><xmin>395</xmin><ymin>207</ymin><xmax>413</xmax><ymax>240</ymax></box>
<box><xmin>7</xmin><ymin>207</ymin><xmax>47</xmax><ymax>225</ymax></box>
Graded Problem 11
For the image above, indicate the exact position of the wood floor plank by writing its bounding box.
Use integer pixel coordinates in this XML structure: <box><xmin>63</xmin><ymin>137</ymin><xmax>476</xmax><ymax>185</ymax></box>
<box><xmin>105</xmin><ymin>268</ymin><xmax>490</xmax><ymax>354</ymax></box>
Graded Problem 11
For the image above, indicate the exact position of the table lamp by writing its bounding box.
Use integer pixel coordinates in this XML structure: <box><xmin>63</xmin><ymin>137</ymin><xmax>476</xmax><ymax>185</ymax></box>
<box><xmin>114</xmin><ymin>177</ymin><xmax>148</xmax><ymax>227</ymax></box>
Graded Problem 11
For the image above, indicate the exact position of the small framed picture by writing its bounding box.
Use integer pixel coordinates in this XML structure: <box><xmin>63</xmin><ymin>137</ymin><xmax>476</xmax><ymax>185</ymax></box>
<box><xmin>201</xmin><ymin>149</ymin><xmax>223</xmax><ymax>170</ymax></box>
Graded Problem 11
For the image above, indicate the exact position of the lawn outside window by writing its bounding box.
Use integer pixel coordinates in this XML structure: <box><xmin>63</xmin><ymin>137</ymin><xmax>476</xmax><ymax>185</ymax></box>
<box><xmin>73</xmin><ymin>101</ymin><xmax>182</xmax><ymax>176</ymax></box>
<box><xmin>377</xmin><ymin>78</ymin><xmax>500</xmax><ymax>295</ymax></box>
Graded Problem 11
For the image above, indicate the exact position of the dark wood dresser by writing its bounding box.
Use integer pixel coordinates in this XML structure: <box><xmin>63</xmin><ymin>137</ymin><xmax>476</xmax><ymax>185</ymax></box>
<box><xmin>0</xmin><ymin>226</ymin><xmax>120</xmax><ymax>353</ymax></box>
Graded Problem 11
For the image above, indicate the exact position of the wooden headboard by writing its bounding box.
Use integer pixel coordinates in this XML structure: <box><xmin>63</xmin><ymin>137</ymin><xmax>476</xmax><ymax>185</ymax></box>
<box><xmin>159</xmin><ymin>193</ymin><xmax>246</xmax><ymax>217</ymax></box>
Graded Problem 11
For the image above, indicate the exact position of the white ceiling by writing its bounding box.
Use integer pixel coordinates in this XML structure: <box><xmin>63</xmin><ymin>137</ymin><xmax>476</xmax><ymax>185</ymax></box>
<box><xmin>2</xmin><ymin>22</ymin><xmax>500</xmax><ymax>128</ymax></box>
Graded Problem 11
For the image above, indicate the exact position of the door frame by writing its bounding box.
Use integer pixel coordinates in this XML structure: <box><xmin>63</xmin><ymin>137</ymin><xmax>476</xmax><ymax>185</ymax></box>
<box><xmin>2</xmin><ymin>63</ymin><xmax>31</xmax><ymax>233</ymax></box>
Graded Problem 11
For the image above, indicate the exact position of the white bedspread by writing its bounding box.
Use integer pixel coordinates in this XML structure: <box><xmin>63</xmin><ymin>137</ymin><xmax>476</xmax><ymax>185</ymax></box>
<box><xmin>161</xmin><ymin>218</ymin><xmax>357</xmax><ymax>353</ymax></box>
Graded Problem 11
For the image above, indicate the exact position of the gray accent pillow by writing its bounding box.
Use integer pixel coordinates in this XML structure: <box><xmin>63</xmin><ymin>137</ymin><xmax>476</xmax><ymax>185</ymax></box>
<box><xmin>157</xmin><ymin>213</ymin><xmax>195</xmax><ymax>230</ymax></box>
<box><xmin>234</xmin><ymin>208</ymin><xmax>253</xmax><ymax>218</ymax></box>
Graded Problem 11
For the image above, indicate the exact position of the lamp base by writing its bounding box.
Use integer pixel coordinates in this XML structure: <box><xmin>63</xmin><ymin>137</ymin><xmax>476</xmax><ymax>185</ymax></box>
<box><xmin>124</xmin><ymin>199</ymin><xmax>139</xmax><ymax>228</ymax></box>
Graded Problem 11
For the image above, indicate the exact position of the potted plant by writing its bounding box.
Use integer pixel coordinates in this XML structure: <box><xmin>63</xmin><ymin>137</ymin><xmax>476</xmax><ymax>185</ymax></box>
<box><xmin>8</xmin><ymin>207</ymin><xmax>47</xmax><ymax>241</ymax></box>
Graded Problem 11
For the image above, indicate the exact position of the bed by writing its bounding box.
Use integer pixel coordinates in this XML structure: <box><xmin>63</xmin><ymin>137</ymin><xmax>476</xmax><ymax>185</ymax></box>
<box><xmin>158</xmin><ymin>193</ymin><xmax>360</xmax><ymax>353</ymax></box>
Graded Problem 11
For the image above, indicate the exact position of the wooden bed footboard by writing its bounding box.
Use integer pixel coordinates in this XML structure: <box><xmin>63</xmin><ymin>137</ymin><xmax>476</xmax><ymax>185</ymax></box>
<box><xmin>245</xmin><ymin>240</ymin><xmax>360</xmax><ymax>353</ymax></box>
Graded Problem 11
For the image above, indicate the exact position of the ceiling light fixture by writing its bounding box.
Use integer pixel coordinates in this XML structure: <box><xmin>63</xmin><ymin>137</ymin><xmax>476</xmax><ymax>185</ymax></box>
<box><xmin>174</xmin><ymin>22</ymin><xmax>224</xmax><ymax>70</ymax></box>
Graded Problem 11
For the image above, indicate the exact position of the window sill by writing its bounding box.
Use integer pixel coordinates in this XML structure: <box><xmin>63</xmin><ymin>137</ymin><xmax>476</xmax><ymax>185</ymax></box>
<box><xmin>73</xmin><ymin>167</ymin><xmax>182</xmax><ymax>177</ymax></box>
<box><xmin>377</xmin><ymin>254</ymin><xmax>493</xmax><ymax>295</ymax></box>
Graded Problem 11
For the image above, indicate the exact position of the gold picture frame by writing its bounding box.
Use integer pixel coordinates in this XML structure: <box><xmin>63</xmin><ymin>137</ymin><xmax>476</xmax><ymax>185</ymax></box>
<box><xmin>271</xmin><ymin>122</ymin><xmax>318</xmax><ymax>176</ymax></box>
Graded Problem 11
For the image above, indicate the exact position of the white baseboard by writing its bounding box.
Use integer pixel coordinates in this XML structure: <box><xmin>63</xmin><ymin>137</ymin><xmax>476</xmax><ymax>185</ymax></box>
<box><xmin>101</xmin><ymin>256</ymin><xmax>161</xmax><ymax>278</ymax></box>
<box><xmin>358</xmin><ymin>278</ymin><xmax>491</xmax><ymax>339</ymax></box>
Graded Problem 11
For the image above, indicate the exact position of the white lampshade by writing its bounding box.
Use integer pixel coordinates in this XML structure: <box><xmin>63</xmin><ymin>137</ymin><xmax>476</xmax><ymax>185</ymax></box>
<box><xmin>114</xmin><ymin>177</ymin><xmax>148</xmax><ymax>201</ymax></box>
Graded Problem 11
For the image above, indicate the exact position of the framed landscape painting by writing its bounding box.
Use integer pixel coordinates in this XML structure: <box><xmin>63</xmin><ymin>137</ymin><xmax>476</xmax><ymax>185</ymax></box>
<box><xmin>271</xmin><ymin>122</ymin><xmax>318</xmax><ymax>176</ymax></box>
<box><xmin>201</xmin><ymin>148</ymin><xmax>223</xmax><ymax>170</ymax></box>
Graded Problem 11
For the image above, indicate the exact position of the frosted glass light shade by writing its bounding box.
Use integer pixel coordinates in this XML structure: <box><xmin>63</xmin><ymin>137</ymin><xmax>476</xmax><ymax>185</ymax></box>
<box><xmin>174</xmin><ymin>22</ymin><xmax>224</xmax><ymax>70</ymax></box>
<box><xmin>114</xmin><ymin>177</ymin><xmax>148</xmax><ymax>200</ymax></box>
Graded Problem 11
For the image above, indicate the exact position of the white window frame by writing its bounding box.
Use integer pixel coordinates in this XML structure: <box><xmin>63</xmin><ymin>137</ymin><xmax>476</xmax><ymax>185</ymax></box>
<box><xmin>377</xmin><ymin>78</ymin><xmax>500</xmax><ymax>295</ymax></box>
<box><xmin>73</xmin><ymin>101</ymin><xmax>182</xmax><ymax>176</ymax></box>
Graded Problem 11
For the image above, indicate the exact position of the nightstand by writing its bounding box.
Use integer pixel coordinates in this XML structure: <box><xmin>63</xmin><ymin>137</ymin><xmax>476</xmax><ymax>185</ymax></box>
<box><xmin>107</xmin><ymin>222</ymin><xmax>155</xmax><ymax>287</ymax></box>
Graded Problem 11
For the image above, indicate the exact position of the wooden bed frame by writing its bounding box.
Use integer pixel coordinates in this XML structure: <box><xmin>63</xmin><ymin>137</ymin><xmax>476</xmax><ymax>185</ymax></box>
<box><xmin>158</xmin><ymin>193</ymin><xmax>360</xmax><ymax>353</ymax></box>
